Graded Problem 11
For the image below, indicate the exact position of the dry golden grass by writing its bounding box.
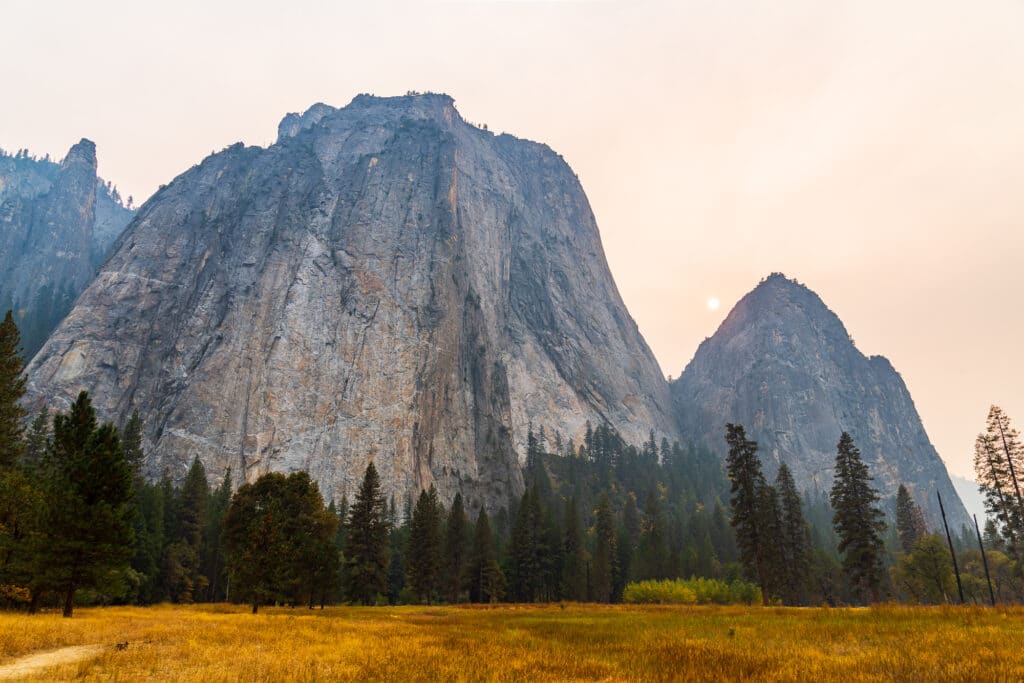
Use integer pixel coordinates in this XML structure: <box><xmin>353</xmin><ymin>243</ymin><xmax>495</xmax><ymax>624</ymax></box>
<box><xmin>1</xmin><ymin>603</ymin><xmax>1023</xmax><ymax>681</ymax></box>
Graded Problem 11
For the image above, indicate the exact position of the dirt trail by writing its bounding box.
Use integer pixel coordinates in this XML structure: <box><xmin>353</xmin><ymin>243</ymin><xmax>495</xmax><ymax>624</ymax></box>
<box><xmin>0</xmin><ymin>645</ymin><xmax>104</xmax><ymax>680</ymax></box>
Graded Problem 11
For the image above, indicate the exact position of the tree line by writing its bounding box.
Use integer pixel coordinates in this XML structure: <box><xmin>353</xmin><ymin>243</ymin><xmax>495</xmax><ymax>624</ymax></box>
<box><xmin>3</xmin><ymin>309</ymin><xmax>1024</xmax><ymax>614</ymax></box>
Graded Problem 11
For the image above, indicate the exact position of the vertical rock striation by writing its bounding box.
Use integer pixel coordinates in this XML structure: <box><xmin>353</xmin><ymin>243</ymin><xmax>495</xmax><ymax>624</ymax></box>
<box><xmin>672</xmin><ymin>273</ymin><xmax>970</xmax><ymax>529</ymax></box>
<box><xmin>25</xmin><ymin>94</ymin><xmax>677</xmax><ymax>511</ymax></box>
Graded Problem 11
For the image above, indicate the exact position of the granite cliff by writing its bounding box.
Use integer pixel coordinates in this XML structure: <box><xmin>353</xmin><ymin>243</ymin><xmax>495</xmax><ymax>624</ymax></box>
<box><xmin>25</xmin><ymin>94</ymin><xmax>677</xmax><ymax>510</ymax></box>
<box><xmin>671</xmin><ymin>273</ymin><xmax>970</xmax><ymax>529</ymax></box>
<box><xmin>0</xmin><ymin>141</ymin><xmax>133</xmax><ymax>356</ymax></box>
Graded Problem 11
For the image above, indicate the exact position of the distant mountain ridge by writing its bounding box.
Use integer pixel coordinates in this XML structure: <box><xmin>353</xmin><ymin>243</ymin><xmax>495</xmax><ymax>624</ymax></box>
<box><xmin>671</xmin><ymin>273</ymin><xmax>971</xmax><ymax>529</ymax></box>
<box><xmin>13</xmin><ymin>102</ymin><xmax>969</xmax><ymax>527</ymax></box>
<box><xmin>0</xmin><ymin>142</ymin><xmax>134</xmax><ymax>357</ymax></box>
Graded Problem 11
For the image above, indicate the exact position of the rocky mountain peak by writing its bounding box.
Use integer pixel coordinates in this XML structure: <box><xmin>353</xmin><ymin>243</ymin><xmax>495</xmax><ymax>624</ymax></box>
<box><xmin>277</xmin><ymin>93</ymin><xmax>461</xmax><ymax>143</ymax></box>
<box><xmin>26</xmin><ymin>95</ymin><xmax>677</xmax><ymax>511</ymax></box>
<box><xmin>62</xmin><ymin>138</ymin><xmax>97</xmax><ymax>169</ymax></box>
<box><xmin>673</xmin><ymin>274</ymin><xmax>970</xmax><ymax>529</ymax></box>
<box><xmin>0</xmin><ymin>139</ymin><xmax>133</xmax><ymax>357</ymax></box>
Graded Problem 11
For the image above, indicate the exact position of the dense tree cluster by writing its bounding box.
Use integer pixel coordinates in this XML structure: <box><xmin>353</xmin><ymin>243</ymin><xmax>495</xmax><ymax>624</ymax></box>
<box><xmin>3</xmin><ymin>310</ymin><xmax>1024</xmax><ymax>613</ymax></box>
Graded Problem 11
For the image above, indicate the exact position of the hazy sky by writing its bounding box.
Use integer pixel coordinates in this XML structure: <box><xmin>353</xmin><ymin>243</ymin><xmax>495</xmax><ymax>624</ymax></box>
<box><xmin>2</xmin><ymin>0</ymin><xmax>1022</xmax><ymax>477</ymax></box>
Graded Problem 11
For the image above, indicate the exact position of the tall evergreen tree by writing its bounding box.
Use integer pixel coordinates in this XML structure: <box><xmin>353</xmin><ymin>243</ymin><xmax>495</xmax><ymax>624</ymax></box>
<box><xmin>280</xmin><ymin>472</ymin><xmax>338</xmax><ymax>608</ymax></box>
<box><xmin>987</xmin><ymin>406</ymin><xmax>1024</xmax><ymax>520</ymax></box>
<box><xmin>465</xmin><ymin>509</ymin><xmax>504</xmax><ymax>603</ymax></box>
<box><xmin>775</xmin><ymin>463</ymin><xmax>811</xmax><ymax>605</ymax></box>
<box><xmin>24</xmin><ymin>408</ymin><xmax>49</xmax><ymax>466</ymax></box>
<box><xmin>165</xmin><ymin>456</ymin><xmax>210</xmax><ymax>603</ymax></box>
<box><xmin>223</xmin><ymin>472</ymin><xmax>289</xmax><ymax>613</ymax></box>
<box><xmin>617</xmin><ymin>494</ymin><xmax>640</xmax><ymax>587</ymax></box>
<box><xmin>509</xmin><ymin>487</ymin><xmax>542</xmax><ymax>602</ymax></box>
<box><xmin>830</xmin><ymin>432</ymin><xmax>887</xmax><ymax>604</ymax></box>
<box><xmin>32</xmin><ymin>392</ymin><xmax>135</xmax><ymax>617</ymax></box>
<box><xmin>638</xmin><ymin>491</ymin><xmax>669</xmax><ymax>580</ymax></box>
<box><xmin>122</xmin><ymin>411</ymin><xmax>143</xmax><ymax>471</ymax></box>
<box><xmin>758</xmin><ymin>481</ymin><xmax>786</xmax><ymax>602</ymax></box>
<box><xmin>976</xmin><ymin>407</ymin><xmax>1024</xmax><ymax>553</ymax></box>
<box><xmin>387</xmin><ymin>501</ymin><xmax>409</xmax><ymax>605</ymax></box>
<box><xmin>562</xmin><ymin>497</ymin><xmax>587</xmax><ymax>601</ymax></box>
<box><xmin>724</xmin><ymin>423</ymin><xmax>771</xmax><ymax>605</ymax></box>
<box><xmin>0</xmin><ymin>311</ymin><xmax>35</xmax><ymax>596</ymax></box>
<box><xmin>0</xmin><ymin>311</ymin><xmax>25</xmax><ymax>469</ymax></box>
<box><xmin>201</xmin><ymin>469</ymin><xmax>232</xmax><ymax>601</ymax></box>
<box><xmin>442</xmin><ymin>492</ymin><xmax>469</xmax><ymax>603</ymax></box>
<box><xmin>343</xmin><ymin>462</ymin><xmax>390</xmax><ymax>604</ymax></box>
<box><xmin>895</xmin><ymin>484</ymin><xmax>928</xmax><ymax>554</ymax></box>
<box><xmin>974</xmin><ymin>432</ymin><xmax>1021</xmax><ymax>552</ymax></box>
<box><xmin>406</xmin><ymin>486</ymin><xmax>443</xmax><ymax>604</ymax></box>
<box><xmin>591</xmin><ymin>493</ymin><xmax>617</xmax><ymax>603</ymax></box>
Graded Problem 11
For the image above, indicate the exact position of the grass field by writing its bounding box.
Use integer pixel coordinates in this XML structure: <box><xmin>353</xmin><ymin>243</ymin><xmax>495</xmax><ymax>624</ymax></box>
<box><xmin>1</xmin><ymin>603</ymin><xmax>1022</xmax><ymax>681</ymax></box>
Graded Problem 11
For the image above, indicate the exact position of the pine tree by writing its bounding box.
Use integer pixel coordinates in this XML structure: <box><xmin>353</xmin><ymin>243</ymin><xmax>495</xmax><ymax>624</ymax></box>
<box><xmin>758</xmin><ymin>482</ymin><xmax>786</xmax><ymax>602</ymax></box>
<box><xmin>442</xmin><ymin>492</ymin><xmax>469</xmax><ymax>603</ymax></box>
<box><xmin>775</xmin><ymin>463</ymin><xmax>810</xmax><ymax>605</ymax></box>
<box><xmin>976</xmin><ymin>406</ymin><xmax>1024</xmax><ymax>553</ymax></box>
<box><xmin>122</xmin><ymin>411</ymin><xmax>143</xmax><ymax>472</ymax></box>
<box><xmin>724</xmin><ymin>423</ymin><xmax>771</xmax><ymax>605</ymax></box>
<box><xmin>830</xmin><ymin>432</ymin><xmax>887</xmax><ymax>604</ymax></box>
<box><xmin>165</xmin><ymin>456</ymin><xmax>209</xmax><ymax>603</ymax></box>
<box><xmin>538</xmin><ymin>502</ymin><xmax>564</xmax><ymax>601</ymax></box>
<box><xmin>638</xmin><ymin>490</ymin><xmax>669</xmax><ymax>580</ymax></box>
<box><xmin>343</xmin><ymin>462</ymin><xmax>390</xmax><ymax>604</ymax></box>
<box><xmin>24</xmin><ymin>408</ymin><xmax>50</xmax><ymax>466</ymax></box>
<box><xmin>223</xmin><ymin>473</ymin><xmax>290</xmax><ymax>613</ymax></box>
<box><xmin>562</xmin><ymin>497</ymin><xmax>587</xmax><ymax>601</ymax></box>
<box><xmin>387</xmin><ymin>504</ymin><xmax>409</xmax><ymax>605</ymax></box>
<box><xmin>988</xmin><ymin>406</ymin><xmax>1024</xmax><ymax>517</ymax></box>
<box><xmin>133</xmin><ymin>479</ymin><xmax>165</xmax><ymax>604</ymax></box>
<box><xmin>0</xmin><ymin>311</ymin><xmax>36</xmax><ymax>595</ymax></box>
<box><xmin>32</xmin><ymin>392</ymin><xmax>135</xmax><ymax>617</ymax></box>
<box><xmin>618</xmin><ymin>494</ymin><xmax>640</xmax><ymax>586</ymax></box>
<box><xmin>0</xmin><ymin>311</ymin><xmax>25</xmax><ymax>469</ymax></box>
<box><xmin>509</xmin><ymin>487</ymin><xmax>542</xmax><ymax>602</ymax></box>
<box><xmin>974</xmin><ymin>432</ymin><xmax>1021</xmax><ymax>552</ymax></box>
<box><xmin>895</xmin><ymin>484</ymin><xmax>928</xmax><ymax>554</ymax></box>
<box><xmin>591</xmin><ymin>493</ymin><xmax>617</xmax><ymax>603</ymax></box>
<box><xmin>465</xmin><ymin>509</ymin><xmax>504</xmax><ymax>603</ymax></box>
<box><xmin>279</xmin><ymin>472</ymin><xmax>338</xmax><ymax>608</ymax></box>
<box><xmin>201</xmin><ymin>469</ymin><xmax>232</xmax><ymax>601</ymax></box>
<box><xmin>406</xmin><ymin>486</ymin><xmax>443</xmax><ymax>604</ymax></box>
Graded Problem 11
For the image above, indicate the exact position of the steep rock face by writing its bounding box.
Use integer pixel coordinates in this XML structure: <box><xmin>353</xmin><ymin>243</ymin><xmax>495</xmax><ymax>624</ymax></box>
<box><xmin>25</xmin><ymin>94</ymin><xmax>677</xmax><ymax>511</ymax></box>
<box><xmin>0</xmin><ymin>142</ymin><xmax>133</xmax><ymax>355</ymax></box>
<box><xmin>672</xmin><ymin>273</ymin><xmax>970</xmax><ymax>528</ymax></box>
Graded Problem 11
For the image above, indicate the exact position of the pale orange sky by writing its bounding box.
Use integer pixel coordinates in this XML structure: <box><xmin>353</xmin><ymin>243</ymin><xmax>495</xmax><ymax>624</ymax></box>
<box><xmin>2</xmin><ymin>0</ymin><xmax>1022</xmax><ymax>478</ymax></box>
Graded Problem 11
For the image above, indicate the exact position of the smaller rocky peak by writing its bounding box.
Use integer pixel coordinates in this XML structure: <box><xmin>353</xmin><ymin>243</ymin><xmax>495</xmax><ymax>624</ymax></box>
<box><xmin>277</xmin><ymin>103</ymin><xmax>337</xmax><ymax>142</ymax></box>
<box><xmin>728</xmin><ymin>273</ymin><xmax>844</xmax><ymax>333</ymax></box>
<box><xmin>61</xmin><ymin>138</ymin><xmax>97</xmax><ymax>172</ymax></box>
<box><xmin>52</xmin><ymin>139</ymin><xmax>99</xmax><ymax>205</ymax></box>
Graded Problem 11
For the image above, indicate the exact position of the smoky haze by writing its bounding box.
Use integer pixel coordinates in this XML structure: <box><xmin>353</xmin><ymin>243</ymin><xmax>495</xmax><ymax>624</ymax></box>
<box><xmin>1</xmin><ymin>0</ymin><xmax>1021</xmax><ymax>478</ymax></box>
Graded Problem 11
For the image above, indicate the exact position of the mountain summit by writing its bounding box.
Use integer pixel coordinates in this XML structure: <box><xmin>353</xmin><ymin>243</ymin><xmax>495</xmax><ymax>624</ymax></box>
<box><xmin>672</xmin><ymin>273</ymin><xmax>969</xmax><ymax>528</ymax></box>
<box><xmin>25</xmin><ymin>94</ymin><xmax>677</xmax><ymax>509</ymax></box>
<box><xmin>0</xmin><ymin>140</ymin><xmax>133</xmax><ymax>355</ymax></box>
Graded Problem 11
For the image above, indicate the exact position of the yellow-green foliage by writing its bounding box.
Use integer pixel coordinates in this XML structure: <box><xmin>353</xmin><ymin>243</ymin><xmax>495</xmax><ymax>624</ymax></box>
<box><xmin>623</xmin><ymin>578</ymin><xmax>761</xmax><ymax>605</ymax></box>
<box><xmin>2</xmin><ymin>604</ymin><xmax>1024</xmax><ymax>681</ymax></box>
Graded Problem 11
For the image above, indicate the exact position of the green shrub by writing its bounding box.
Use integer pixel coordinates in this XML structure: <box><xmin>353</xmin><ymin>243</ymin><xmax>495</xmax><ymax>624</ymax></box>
<box><xmin>622</xmin><ymin>578</ymin><xmax>761</xmax><ymax>606</ymax></box>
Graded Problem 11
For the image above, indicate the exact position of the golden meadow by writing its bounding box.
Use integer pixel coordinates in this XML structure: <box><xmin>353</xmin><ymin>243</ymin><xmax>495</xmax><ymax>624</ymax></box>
<box><xmin>2</xmin><ymin>603</ymin><xmax>1023</xmax><ymax>681</ymax></box>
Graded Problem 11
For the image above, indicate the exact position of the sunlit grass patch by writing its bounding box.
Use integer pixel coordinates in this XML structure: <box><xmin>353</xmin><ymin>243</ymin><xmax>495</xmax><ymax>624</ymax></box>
<box><xmin>1</xmin><ymin>603</ymin><xmax>1023</xmax><ymax>681</ymax></box>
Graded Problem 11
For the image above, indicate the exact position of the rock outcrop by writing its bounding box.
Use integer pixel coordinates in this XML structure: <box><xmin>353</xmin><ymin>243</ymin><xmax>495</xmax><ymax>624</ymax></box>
<box><xmin>672</xmin><ymin>273</ymin><xmax>970</xmax><ymax>529</ymax></box>
<box><xmin>25</xmin><ymin>94</ymin><xmax>677</xmax><ymax>511</ymax></box>
<box><xmin>0</xmin><ymin>142</ymin><xmax>133</xmax><ymax>356</ymax></box>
